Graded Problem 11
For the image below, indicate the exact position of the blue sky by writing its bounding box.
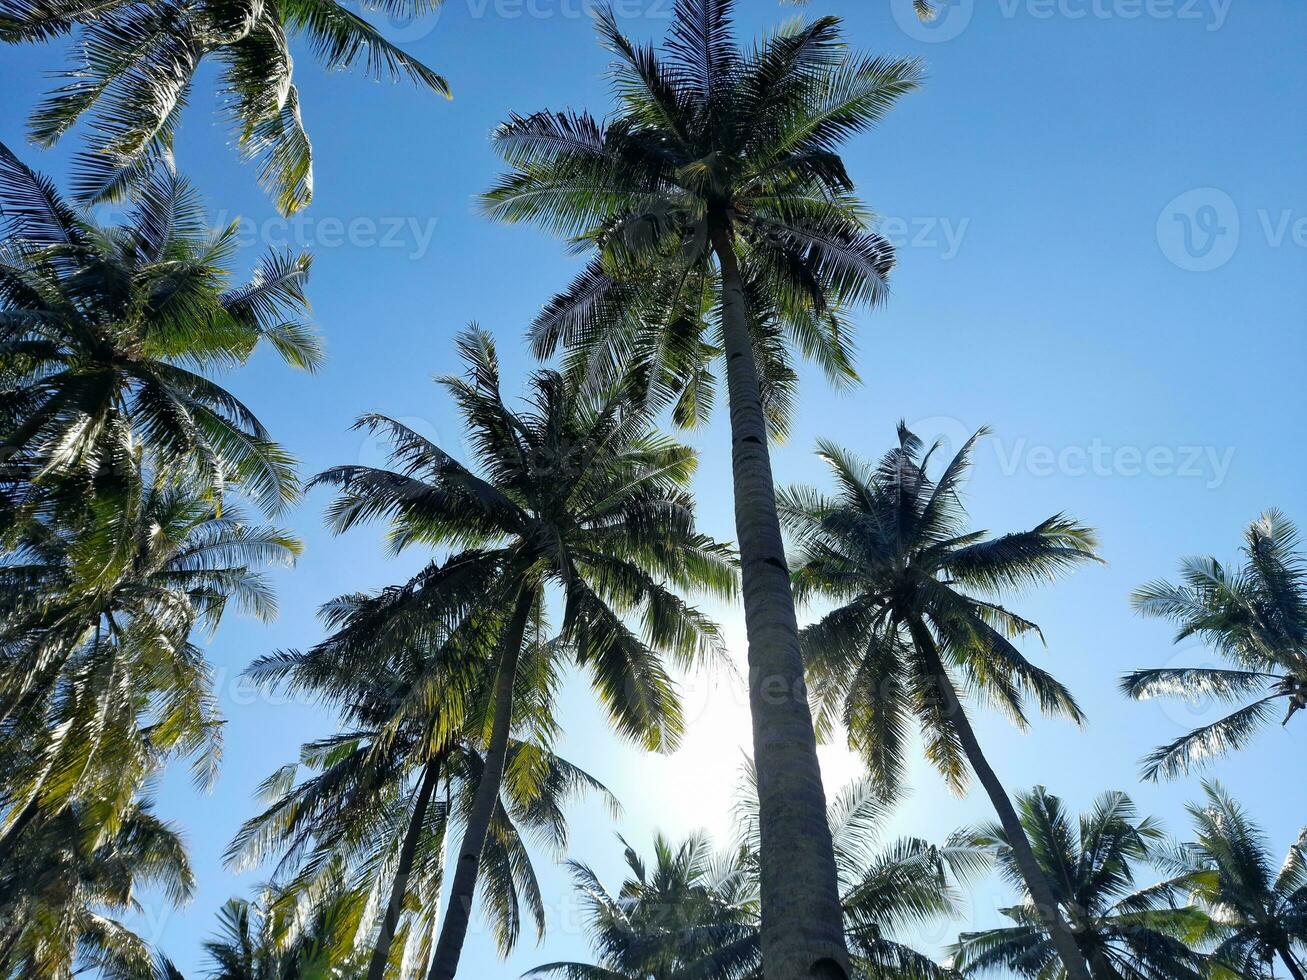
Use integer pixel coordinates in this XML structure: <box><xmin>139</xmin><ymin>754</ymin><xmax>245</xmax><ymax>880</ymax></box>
<box><xmin>4</xmin><ymin>0</ymin><xmax>1306</xmax><ymax>974</ymax></box>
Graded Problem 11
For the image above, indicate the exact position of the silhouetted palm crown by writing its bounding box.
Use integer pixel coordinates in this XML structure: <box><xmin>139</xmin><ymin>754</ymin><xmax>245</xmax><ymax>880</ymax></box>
<box><xmin>0</xmin><ymin>146</ymin><xmax>321</xmax><ymax>517</ymax></box>
<box><xmin>780</xmin><ymin>426</ymin><xmax>1099</xmax><ymax>796</ymax></box>
<box><xmin>483</xmin><ymin>0</ymin><xmax>922</xmax><ymax>429</ymax></box>
<box><xmin>531</xmin><ymin>771</ymin><xmax>987</xmax><ymax>980</ymax></box>
<box><xmin>1124</xmin><ymin>510</ymin><xmax>1307</xmax><ymax>780</ymax></box>
<box><xmin>953</xmin><ymin>788</ymin><xmax>1212</xmax><ymax>980</ymax></box>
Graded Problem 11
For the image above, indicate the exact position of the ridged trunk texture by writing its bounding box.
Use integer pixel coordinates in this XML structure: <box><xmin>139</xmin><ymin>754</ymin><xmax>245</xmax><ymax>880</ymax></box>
<box><xmin>910</xmin><ymin>619</ymin><xmax>1093</xmax><ymax>980</ymax></box>
<box><xmin>426</xmin><ymin>586</ymin><xmax>533</xmax><ymax>980</ymax></box>
<box><xmin>367</xmin><ymin>755</ymin><xmax>442</xmax><ymax>980</ymax></box>
<box><xmin>712</xmin><ymin>220</ymin><xmax>850</xmax><ymax>980</ymax></box>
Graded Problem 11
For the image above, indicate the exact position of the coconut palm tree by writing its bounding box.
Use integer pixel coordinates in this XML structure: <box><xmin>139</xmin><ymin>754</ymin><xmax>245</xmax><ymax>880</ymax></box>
<box><xmin>198</xmin><ymin>883</ymin><xmax>370</xmax><ymax>980</ymax></box>
<box><xmin>1167</xmin><ymin>782</ymin><xmax>1307</xmax><ymax>980</ymax></box>
<box><xmin>0</xmin><ymin>474</ymin><xmax>299</xmax><ymax>849</ymax></box>
<box><xmin>310</xmin><ymin>326</ymin><xmax>733</xmax><ymax>980</ymax></box>
<box><xmin>1122</xmin><ymin>510</ymin><xmax>1307</xmax><ymax>781</ymax></box>
<box><xmin>0</xmin><ymin>0</ymin><xmax>448</xmax><ymax>213</ymax></box>
<box><xmin>0</xmin><ymin>144</ymin><xmax>321</xmax><ymax>517</ymax></box>
<box><xmin>952</xmin><ymin>787</ymin><xmax>1214</xmax><ymax>980</ymax></box>
<box><xmin>482</xmin><ymin>4</ymin><xmax>922</xmax><ymax>972</ymax></box>
<box><xmin>230</xmin><ymin>579</ymin><xmax>619</xmax><ymax>980</ymax></box>
<box><xmin>529</xmin><ymin>770</ymin><xmax>986</xmax><ymax>980</ymax></box>
<box><xmin>0</xmin><ymin>796</ymin><xmax>193</xmax><ymax>978</ymax></box>
<box><xmin>780</xmin><ymin>425</ymin><xmax>1100</xmax><ymax>980</ymax></box>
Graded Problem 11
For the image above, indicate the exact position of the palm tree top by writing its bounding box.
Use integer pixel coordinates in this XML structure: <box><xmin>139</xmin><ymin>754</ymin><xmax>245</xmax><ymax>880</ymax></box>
<box><xmin>0</xmin><ymin>144</ymin><xmax>322</xmax><ymax>516</ymax></box>
<box><xmin>1124</xmin><ymin>508</ymin><xmax>1306</xmax><ymax>779</ymax></box>
<box><xmin>954</xmin><ymin>786</ymin><xmax>1215</xmax><ymax>980</ymax></box>
<box><xmin>481</xmin><ymin>0</ymin><xmax>923</xmax><ymax>431</ymax></box>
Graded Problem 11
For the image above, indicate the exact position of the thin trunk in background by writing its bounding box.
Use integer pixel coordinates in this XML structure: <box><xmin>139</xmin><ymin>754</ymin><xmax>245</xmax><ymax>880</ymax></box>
<box><xmin>909</xmin><ymin>619</ymin><xmax>1093</xmax><ymax>980</ymax></box>
<box><xmin>368</xmin><ymin>755</ymin><xmax>443</xmax><ymax>980</ymax></box>
<box><xmin>426</xmin><ymin>586</ymin><xmax>534</xmax><ymax>980</ymax></box>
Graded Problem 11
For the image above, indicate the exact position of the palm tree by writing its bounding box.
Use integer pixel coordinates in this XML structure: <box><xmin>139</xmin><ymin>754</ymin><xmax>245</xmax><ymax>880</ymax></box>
<box><xmin>1168</xmin><ymin>782</ymin><xmax>1307</xmax><ymax>980</ymax></box>
<box><xmin>1122</xmin><ymin>509</ymin><xmax>1307</xmax><ymax>780</ymax></box>
<box><xmin>482</xmin><ymin>4</ymin><xmax>922</xmax><ymax>972</ymax></box>
<box><xmin>310</xmin><ymin>326</ymin><xmax>733</xmax><ymax>980</ymax></box>
<box><xmin>0</xmin><ymin>796</ymin><xmax>193</xmax><ymax>978</ymax></box>
<box><xmin>229</xmin><ymin>580</ymin><xmax>619</xmax><ymax>979</ymax></box>
<box><xmin>199</xmin><ymin>884</ymin><xmax>369</xmax><ymax>979</ymax></box>
<box><xmin>0</xmin><ymin>144</ymin><xmax>321</xmax><ymax>517</ymax></box>
<box><xmin>0</xmin><ymin>0</ymin><xmax>448</xmax><ymax>214</ymax></box>
<box><xmin>0</xmin><ymin>475</ymin><xmax>299</xmax><ymax>848</ymax></box>
<box><xmin>780</xmin><ymin>425</ymin><xmax>1100</xmax><ymax>980</ymax></box>
<box><xmin>953</xmin><ymin>787</ymin><xmax>1213</xmax><ymax>980</ymax></box>
<box><xmin>530</xmin><ymin>770</ymin><xmax>986</xmax><ymax>980</ymax></box>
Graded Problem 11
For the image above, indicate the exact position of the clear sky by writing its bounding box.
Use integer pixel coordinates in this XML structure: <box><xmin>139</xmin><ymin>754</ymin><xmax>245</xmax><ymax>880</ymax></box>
<box><xmin>4</xmin><ymin>0</ymin><xmax>1306</xmax><ymax>975</ymax></box>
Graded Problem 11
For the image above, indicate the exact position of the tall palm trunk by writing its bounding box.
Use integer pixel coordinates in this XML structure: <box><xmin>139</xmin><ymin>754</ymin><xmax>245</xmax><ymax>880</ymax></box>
<box><xmin>426</xmin><ymin>586</ymin><xmax>534</xmax><ymax>980</ymax></box>
<box><xmin>711</xmin><ymin>218</ymin><xmax>849</xmax><ymax>980</ymax></box>
<box><xmin>367</xmin><ymin>755</ymin><xmax>443</xmax><ymax>980</ymax></box>
<box><xmin>910</xmin><ymin>619</ymin><xmax>1093</xmax><ymax>980</ymax></box>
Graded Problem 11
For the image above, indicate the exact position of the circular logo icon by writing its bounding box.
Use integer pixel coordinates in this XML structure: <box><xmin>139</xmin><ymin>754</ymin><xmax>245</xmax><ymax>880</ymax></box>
<box><xmin>1156</xmin><ymin>187</ymin><xmax>1240</xmax><ymax>272</ymax></box>
<box><xmin>891</xmin><ymin>0</ymin><xmax>974</xmax><ymax>43</ymax></box>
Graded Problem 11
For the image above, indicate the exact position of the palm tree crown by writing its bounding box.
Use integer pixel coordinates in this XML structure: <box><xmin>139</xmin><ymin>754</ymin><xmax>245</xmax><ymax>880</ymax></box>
<box><xmin>0</xmin><ymin>0</ymin><xmax>448</xmax><ymax>213</ymax></box>
<box><xmin>0</xmin><ymin>476</ymin><xmax>299</xmax><ymax>845</ymax></box>
<box><xmin>531</xmin><ymin>769</ymin><xmax>986</xmax><ymax>980</ymax></box>
<box><xmin>484</xmin><ymin>0</ymin><xmax>922</xmax><ymax>426</ymax></box>
<box><xmin>1169</xmin><ymin>782</ymin><xmax>1307</xmax><ymax>980</ymax></box>
<box><xmin>310</xmin><ymin>325</ymin><xmax>732</xmax><ymax>979</ymax></box>
<box><xmin>953</xmin><ymin>787</ymin><xmax>1213</xmax><ymax>980</ymax></box>
<box><xmin>781</xmin><ymin>426</ymin><xmax>1097</xmax><ymax>797</ymax></box>
<box><xmin>1124</xmin><ymin>509</ymin><xmax>1307</xmax><ymax>780</ymax></box>
<box><xmin>781</xmin><ymin>424</ymin><xmax>1100</xmax><ymax>980</ymax></box>
<box><xmin>0</xmin><ymin>145</ymin><xmax>322</xmax><ymax>518</ymax></box>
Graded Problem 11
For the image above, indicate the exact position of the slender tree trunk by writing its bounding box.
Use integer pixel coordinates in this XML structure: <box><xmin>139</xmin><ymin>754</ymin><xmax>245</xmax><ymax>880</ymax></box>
<box><xmin>426</xmin><ymin>586</ymin><xmax>533</xmax><ymax>980</ymax></box>
<box><xmin>1279</xmin><ymin>945</ymin><xmax>1307</xmax><ymax>980</ymax></box>
<box><xmin>367</xmin><ymin>755</ymin><xmax>443</xmax><ymax>980</ymax></box>
<box><xmin>910</xmin><ymin>619</ymin><xmax>1093</xmax><ymax>980</ymax></box>
<box><xmin>710</xmin><ymin>219</ymin><xmax>849</xmax><ymax>980</ymax></box>
<box><xmin>0</xmin><ymin>797</ymin><xmax>40</xmax><ymax>854</ymax></box>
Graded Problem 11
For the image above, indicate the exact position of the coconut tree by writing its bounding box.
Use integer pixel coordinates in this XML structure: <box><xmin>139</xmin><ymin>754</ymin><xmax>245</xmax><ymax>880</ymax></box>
<box><xmin>483</xmin><ymin>3</ymin><xmax>922</xmax><ymax>972</ymax></box>
<box><xmin>310</xmin><ymin>326</ymin><xmax>733</xmax><ymax>980</ymax></box>
<box><xmin>0</xmin><ymin>144</ymin><xmax>321</xmax><ymax>517</ymax></box>
<box><xmin>197</xmin><ymin>883</ymin><xmax>370</xmax><ymax>980</ymax></box>
<box><xmin>230</xmin><ymin>578</ymin><xmax>619</xmax><ymax>980</ymax></box>
<box><xmin>952</xmin><ymin>787</ymin><xmax>1214</xmax><ymax>980</ymax></box>
<box><xmin>0</xmin><ymin>0</ymin><xmax>448</xmax><ymax>213</ymax></box>
<box><xmin>529</xmin><ymin>770</ymin><xmax>986</xmax><ymax>980</ymax></box>
<box><xmin>1168</xmin><ymin>782</ymin><xmax>1307</xmax><ymax>980</ymax></box>
<box><xmin>0</xmin><ymin>475</ymin><xmax>299</xmax><ymax>849</ymax></box>
<box><xmin>0</xmin><ymin>796</ymin><xmax>193</xmax><ymax>978</ymax></box>
<box><xmin>780</xmin><ymin>425</ymin><xmax>1100</xmax><ymax>980</ymax></box>
<box><xmin>1122</xmin><ymin>509</ymin><xmax>1307</xmax><ymax>781</ymax></box>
